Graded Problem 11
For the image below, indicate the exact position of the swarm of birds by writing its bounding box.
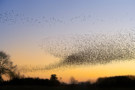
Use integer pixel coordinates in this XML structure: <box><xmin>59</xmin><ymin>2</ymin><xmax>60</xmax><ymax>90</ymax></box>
<box><xmin>0</xmin><ymin>10</ymin><xmax>108</xmax><ymax>26</ymax></box>
<box><xmin>0</xmin><ymin>10</ymin><xmax>66</xmax><ymax>26</ymax></box>
<box><xmin>41</xmin><ymin>33</ymin><xmax>135</xmax><ymax>69</ymax></box>
<box><xmin>1</xmin><ymin>10</ymin><xmax>135</xmax><ymax>70</ymax></box>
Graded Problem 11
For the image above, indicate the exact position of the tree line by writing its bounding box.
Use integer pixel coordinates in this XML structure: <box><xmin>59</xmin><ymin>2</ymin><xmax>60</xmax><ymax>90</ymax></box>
<box><xmin>1</xmin><ymin>51</ymin><xmax>135</xmax><ymax>88</ymax></box>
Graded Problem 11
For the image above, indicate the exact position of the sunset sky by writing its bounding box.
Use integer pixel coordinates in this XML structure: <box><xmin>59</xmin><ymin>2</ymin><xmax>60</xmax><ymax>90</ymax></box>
<box><xmin>1</xmin><ymin>0</ymin><xmax>135</xmax><ymax>83</ymax></box>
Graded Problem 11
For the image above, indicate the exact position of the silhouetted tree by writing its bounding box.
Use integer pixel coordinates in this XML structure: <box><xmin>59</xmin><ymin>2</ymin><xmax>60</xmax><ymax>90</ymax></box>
<box><xmin>50</xmin><ymin>74</ymin><xmax>58</xmax><ymax>81</ymax></box>
<box><xmin>95</xmin><ymin>76</ymin><xmax>135</xmax><ymax>88</ymax></box>
<box><xmin>50</xmin><ymin>74</ymin><xmax>60</xmax><ymax>86</ymax></box>
<box><xmin>70</xmin><ymin>77</ymin><xmax>78</xmax><ymax>85</ymax></box>
<box><xmin>0</xmin><ymin>51</ymin><xmax>17</xmax><ymax>82</ymax></box>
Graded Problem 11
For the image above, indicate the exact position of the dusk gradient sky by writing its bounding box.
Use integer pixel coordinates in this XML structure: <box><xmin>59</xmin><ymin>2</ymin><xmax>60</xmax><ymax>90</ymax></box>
<box><xmin>1</xmin><ymin>0</ymin><xmax>135</xmax><ymax>83</ymax></box>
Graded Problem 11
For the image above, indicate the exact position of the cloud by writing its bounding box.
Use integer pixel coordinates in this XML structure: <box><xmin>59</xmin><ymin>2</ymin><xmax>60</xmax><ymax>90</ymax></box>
<box><xmin>41</xmin><ymin>32</ymin><xmax>135</xmax><ymax>69</ymax></box>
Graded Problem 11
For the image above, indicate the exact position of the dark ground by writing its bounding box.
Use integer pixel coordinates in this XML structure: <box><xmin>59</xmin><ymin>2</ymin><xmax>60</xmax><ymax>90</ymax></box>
<box><xmin>1</xmin><ymin>86</ymin><xmax>135</xmax><ymax>90</ymax></box>
<box><xmin>1</xmin><ymin>75</ymin><xmax>135</xmax><ymax>90</ymax></box>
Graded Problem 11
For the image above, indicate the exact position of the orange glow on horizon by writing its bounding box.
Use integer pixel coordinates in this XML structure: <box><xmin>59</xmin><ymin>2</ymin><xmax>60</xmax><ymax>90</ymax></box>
<box><xmin>7</xmin><ymin>45</ymin><xmax>135</xmax><ymax>83</ymax></box>
<box><xmin>19</xmin><ymin>60</ymin><xmax>135</xmax><ymax>83</ymax></box>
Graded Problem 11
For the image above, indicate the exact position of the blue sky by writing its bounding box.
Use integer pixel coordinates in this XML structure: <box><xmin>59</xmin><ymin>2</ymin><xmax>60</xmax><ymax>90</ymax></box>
<box><xmin>1</xmin><ymin>0</ymin><xmax>135</xmax><ymax>65</ymax></box>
